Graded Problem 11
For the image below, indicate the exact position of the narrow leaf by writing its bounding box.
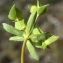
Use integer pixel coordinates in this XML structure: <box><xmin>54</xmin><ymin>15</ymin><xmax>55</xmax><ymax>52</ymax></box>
<box><xmin>2</xmin><ymin>23</ymin><xmax>23</xmax><ymax>36</ymax></box>
<box><xmin>25</xmin><ymin>11</ymin><xmax>37</xmax><ymax>33</ymax></box>
<box><xmin>15</xmin><ymin>19</ymin><xmax>26</xmax><ymax>30</ymax></box>
<box><xmin>9</xmin><ymin>36</ymin><xmax>24</xmax><ymax>41</ymax></box>
<box><xmin>42</xmin><ymin>35</ymin><xmax>59</xmax><ymax>49</ymax></box>
<box><xmin>26</xmin><ymin>40</ymin><xmax>39</xmax><ymax>60</ymax></box>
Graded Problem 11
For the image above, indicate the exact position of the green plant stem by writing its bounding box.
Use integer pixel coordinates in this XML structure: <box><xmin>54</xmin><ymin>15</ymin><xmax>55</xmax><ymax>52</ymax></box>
<box><xmin>21</xmin><ymin>34</ymin><xmax>29</xmax><ymax>63</ymax></box>
<box><xmin>21</xmin><ymin>39</ymin><xmax>27</xmax><ymax>63</ymax></box>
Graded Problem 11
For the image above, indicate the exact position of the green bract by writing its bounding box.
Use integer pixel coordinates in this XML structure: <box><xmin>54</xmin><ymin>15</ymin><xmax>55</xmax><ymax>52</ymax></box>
<box><xmin>29</xmin><ymin>5</ymin><xmax>37</xmax><ymax>13</ymax></box>
<box><xmin>2</xmin><ymin>0</ymin><xmax>59</xmax><ymax>61</ymax></box>
<box><xmin>15</xmin><ymin>19</ymin><xmax>26</xmax><ymax>30</ymax></box>
<box><xmin>8</xmin><ymin>4</ymin><xmax>23</xmax><ymax>21</ymax></box>
<box><xmin>37</xmin><ymin>4</ymin><xmax>49</xmax><ymax>15</ymax></box>
<box><xmin>29</xmin><ymin>0</ymin><xmax>49</xmax><ymax>17</ymax></box>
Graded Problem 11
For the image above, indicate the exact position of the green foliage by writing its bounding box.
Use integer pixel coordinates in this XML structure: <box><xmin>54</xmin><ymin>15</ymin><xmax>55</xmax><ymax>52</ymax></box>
<box><xmin>37</xmin><ymin>4</ymin><xmax>49</xmax><ymax>15</ymax></box>
<box><xmin>29</xmin><ymin>5</ymin><xmax>37</xmax><ymax>13</ymax></box>
<box><xmin>2</xmin><ymin>0</ymin><xmax>59</xmax><ymax>61</ymax></box>
<box><xmin>9</xmin><ymin>36</ymin><xmax>24</xmax><ymax>41</ymax></box>
<box><xmin>32</xmin><ymin>26</ymin><xmax>44</xmax><ymax>34</ymax></box>
<box><xmin>15</xmin><ymin>19</ymin><xmax>26</xmax><ymax>30</ymax></box>
<box><xmin>26</xmin><ymin>40</ymin><xmax>39</xmax><ymax>60</ymax></box>
<box><xmin>42</xmin><ymin>35</ymin><xmax>59</xmax><ymax>49</ymax></box>
<box><xmin>2</xmin><ymin>23</ymin><xmax>24</xmax><ymax>36</ymax></box>
<box><xmin>29</xmin><ymin>1</ymin><xmax>49</xmax><ymax>16</ymax></box>
<box><xmin>25</xmin><ymin>10</ymin><xmax>37</xmax><ymax>34</ymax></box>
<box><xmin>8</xmin><ymin>4</ymin><xmax>23</xmax><ymax>21</ymax></box>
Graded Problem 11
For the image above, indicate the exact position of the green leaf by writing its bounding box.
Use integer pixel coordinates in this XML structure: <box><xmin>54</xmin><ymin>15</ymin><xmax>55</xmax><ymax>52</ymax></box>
<box><xmin>15</xmin><ymin>19</ymin><xmax>26</xmax><ymax>30</ymax></box>
<box><xmin>42</xmin><ymin>35</ymin><xmax>59</xmax><ymax>49</ymax></box>
<box><xmin>2</xmin><ymin>23</ymin><xmax>24</xmax><ymax>36</ymax></box>
<box><xmin>30</xmin><ymin>34</ymin><xmax>38</xmax><ymax>42</ymax></box>
<box><xmin>37</xmin><ymin>4</ymin><xmax>49</xmax><ymax>15</ymax></box>
<box><xmin>33</xmin><ymin>28</ymin><xmax>40</xmax><ymax>34</ymax></box>
<box><xmin>25</xmin><ymin>11</ymin><xmax>37</xmax><ymax>34</ymax></box>
<box><xmin>26</xmin><ymin>40</ymin><xmax>39</xmax><ymax>60</ymax></box>
<box><xmin>35</xmin><ymin>44</ymin><xmax>42</xmax><ymax>48</ymax></box>
<box><xmin>8</xmin><ymin>4</ymin><xmax>16</xmax><ymax>20</ymax></box>
<box><xmin>8</xmin><ymin>4</ymin><xmax>23</xmax><ymax>21</ymax></box>
<box><xmin>30</xmin><ymin>33</ymin><xmax>45</xmax><ymax>42</ymax></box>
<box><xmin>33</xmin><ymin>26</ymin><xmax>44</xmax><ymax>34</ymax></box>
<box><xmin>37</xmin><ymin>34</ymin><xmax>46</xmax><ymax>41</ymax></box>
<box><xmin>30</xmin><ymin>5</ymin><xmax>37</xmax><ymax>13</ymax></box>
<box><xmin>33</xmin><ymin>28</ymin><xmax>41</xmax><ymax>34</ymax></box>
<box><xmin>35</xmin><ymin>39</ymin><xmax>43</xmax><ymax>48</ymax></box>
<box><xmin>30</xmin><ymin>32</ymin><xmax>52</xmax><ymax>48</ymax></box>
<box><xmin>35</xmin><ymin>44</ymin><xmax>50</xmax><ymax>49</ymax></box>
<box><xmin>9</xmin><ymin>36</ymin><xmax>24</xmax><ymax>41</ymax></box>
<box><xmin>16</xmin><ymin>6</ymin><xmax>23</xmax><ymax>20</ymax></box>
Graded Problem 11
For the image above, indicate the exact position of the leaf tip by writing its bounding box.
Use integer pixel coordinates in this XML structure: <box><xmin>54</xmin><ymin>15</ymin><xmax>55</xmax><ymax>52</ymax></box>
<box><xmin>2</xmin><ymin>23</ymin><xmax>6</xmax><ymax>27</ymax></box>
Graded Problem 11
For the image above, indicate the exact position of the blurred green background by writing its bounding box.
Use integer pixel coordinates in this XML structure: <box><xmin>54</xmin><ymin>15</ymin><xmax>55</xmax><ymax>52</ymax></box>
<box><xmin>0</xmin><ymin>0</ymin><xmax>63</xmax><ymax>63</ymax></box>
